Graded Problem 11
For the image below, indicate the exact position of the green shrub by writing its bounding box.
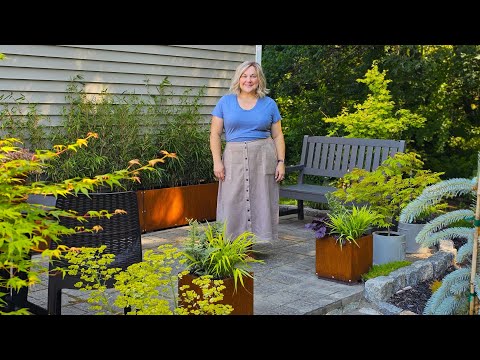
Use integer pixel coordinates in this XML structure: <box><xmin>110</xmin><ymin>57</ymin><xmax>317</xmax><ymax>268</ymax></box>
<box><xmin>332</xmin><ymin>152</ymin><xmax>444</xmax><ymax>233</ymax></box>
<box><xmin>323</xmin><ymin>62</ymin><xmax>426</xmax><ymax>140</ymax></box>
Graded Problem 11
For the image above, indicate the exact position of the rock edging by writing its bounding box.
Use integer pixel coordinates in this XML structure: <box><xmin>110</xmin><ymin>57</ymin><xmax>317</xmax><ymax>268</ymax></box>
<box><xmin>363</xmin><ymin>240</ymin><xmax>456</xmax><ymax>315</ymax></box>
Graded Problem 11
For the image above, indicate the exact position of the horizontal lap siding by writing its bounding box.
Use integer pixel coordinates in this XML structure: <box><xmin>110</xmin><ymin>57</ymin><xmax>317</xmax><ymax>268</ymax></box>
<box><xmin>0</xmin><ymin>45</ymin><xmax>256</xmax><ymax>126</ymax></box>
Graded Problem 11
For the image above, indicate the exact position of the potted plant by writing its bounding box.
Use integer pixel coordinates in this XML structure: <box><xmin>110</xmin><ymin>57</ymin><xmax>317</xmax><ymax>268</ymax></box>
<box><xmin>180</xmin><ymin>219</ymin><xmax>264</xmax><ymax>315</ymax></box>
<box><xmin>306</xmin><ymin>197</ymin><xmax>381</xmax><ymax>283</ymax></box>
<box><xmin>331</xmin><ymin>152</ymin><xmax>444</xmax><ymax>265</ymax></box>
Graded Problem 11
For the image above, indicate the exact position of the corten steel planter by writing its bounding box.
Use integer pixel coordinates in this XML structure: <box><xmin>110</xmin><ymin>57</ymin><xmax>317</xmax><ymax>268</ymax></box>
<box><xmin>315</xmin><ymin>234</ymin><xmax>373</xmax><ymax>283</ymax></box>
<box><xmin>178</xmin><ymin>272</ymin><xmax>254</xmax><ymax>315</ymax></box>
<box><xmin>137</xmin><ymin>182</ymin><xmax>219</xmax><ymax>233</ymax></box>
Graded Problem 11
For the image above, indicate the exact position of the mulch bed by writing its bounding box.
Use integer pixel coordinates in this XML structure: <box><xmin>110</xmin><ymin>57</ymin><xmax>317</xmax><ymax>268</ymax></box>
<box><xmin>388</xmin><ymin>265</ymin><xmax>456</xmax><ymax>314</ymax></box>
<box><xmin>387</xmin><ymin>237</ymin><xmax>467</xmax><ymax>315</ymax></box>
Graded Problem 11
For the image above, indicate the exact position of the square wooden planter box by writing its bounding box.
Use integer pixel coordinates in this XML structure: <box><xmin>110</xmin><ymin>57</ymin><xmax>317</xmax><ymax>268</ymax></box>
<box><xmin>178</xmin><ymin>272</ymin><xmax>254</xmax><ymax>315</ymax></box>
<box><xmin>315</xmin><ymin>234</ymin><xmax>373</xmax><ymax>283</ymax></box>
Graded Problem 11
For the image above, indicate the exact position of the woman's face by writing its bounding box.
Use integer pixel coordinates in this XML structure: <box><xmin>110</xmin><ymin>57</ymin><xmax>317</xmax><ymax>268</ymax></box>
<box><xmin>239</xmin><ymin>66</ymin><xmax>258</xmax><ymax>94</ymax></box>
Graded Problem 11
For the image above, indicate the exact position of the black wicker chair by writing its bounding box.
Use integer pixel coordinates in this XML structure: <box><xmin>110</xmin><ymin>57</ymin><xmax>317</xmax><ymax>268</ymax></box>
<box><xmin>47</xmin><ymin>191</ymin><xmax>143</xmax><ymax>315</ymax></box>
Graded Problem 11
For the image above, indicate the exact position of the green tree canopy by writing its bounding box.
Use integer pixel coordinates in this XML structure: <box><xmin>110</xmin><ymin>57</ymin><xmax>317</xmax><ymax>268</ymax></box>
<box><xmin>323</xmin><ymin>63</ymin><xmax>426</xmax><ymax>140</ymax></box>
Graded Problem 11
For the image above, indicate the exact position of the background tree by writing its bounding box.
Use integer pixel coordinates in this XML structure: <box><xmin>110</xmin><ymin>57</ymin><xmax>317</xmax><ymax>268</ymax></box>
<box><xmin>263</xmin><ymin>45</ymin><xmax>480</xmax><ymax>179</ymax></box>
<box><xmin>323</xmin><ymin>62</ymin><xmax>426</xmax><ymax>141</ymax></box>
<box><xmin>262</xmin><ymin>45</ymin><xmax>384</xmax><ymax>161</ymax></box>
<box><xmin>379</xmin><ymin>45</ymin><xmax>480</xmax><ymax>179</ymax></box>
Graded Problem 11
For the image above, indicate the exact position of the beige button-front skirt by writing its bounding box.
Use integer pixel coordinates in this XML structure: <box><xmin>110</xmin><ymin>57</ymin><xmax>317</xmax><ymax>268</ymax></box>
<box><xmin>216</xmin><ymin>137</ymin><xmax>279</xmax><ymax>245</ymax></box>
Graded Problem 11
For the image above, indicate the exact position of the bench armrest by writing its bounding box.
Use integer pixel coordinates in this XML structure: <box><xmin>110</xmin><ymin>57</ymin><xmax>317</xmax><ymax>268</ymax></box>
<box><xmin>285</xmin><ymin>164</ymin><xmax>304</xmax><ymax>174</ymax></box>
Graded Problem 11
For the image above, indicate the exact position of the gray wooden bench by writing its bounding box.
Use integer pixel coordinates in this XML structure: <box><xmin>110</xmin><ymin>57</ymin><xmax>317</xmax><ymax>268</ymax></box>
<box><xmin>280</xmin><ymin>135</ymin><xmax>406</xmax><ymax>219</ymax></box>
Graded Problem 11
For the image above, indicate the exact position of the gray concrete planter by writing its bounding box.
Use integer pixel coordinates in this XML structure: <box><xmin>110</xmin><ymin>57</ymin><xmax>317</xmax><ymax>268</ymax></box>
<box><xmin>398</xmin><ymin>221</ymin><xmax>429</xmax><ymax>254</ymax></box>
<box><xmin>372</xmin><ymin>231</ymin><xmax>406</xmax><ymax>265</ymax></box>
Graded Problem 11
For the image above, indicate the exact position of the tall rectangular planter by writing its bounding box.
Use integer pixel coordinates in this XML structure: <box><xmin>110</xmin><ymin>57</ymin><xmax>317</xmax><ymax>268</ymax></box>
<box><xmin>178</xmin><ymin>272</ymin><xmax>254</xmax><ymax>315</ymax></box>
<box><xmin>315</xmin><ymin>234</ymin><xmax>373</xmax><ymax>283</ymax></box>
<box><xmin>137</xmin><ymin>182</ymin><xmax>219</xmax><ymax>233</ymax></box>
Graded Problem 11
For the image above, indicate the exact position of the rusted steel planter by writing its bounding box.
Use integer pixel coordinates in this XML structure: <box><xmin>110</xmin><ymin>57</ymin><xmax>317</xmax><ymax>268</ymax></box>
<box><xmin>178</xmin><ymin>272</ymin><xmax>254</xmax><ymax>315</ymax></box>
<box><xmin>137</xmin><ymin>182</ymin><xmax>218</xmax><ymax>233</ymax></box>
<box><xmin>315</xmin><ymin>234</ymin><xmax>373</xmax><ymax>283</ymax></box>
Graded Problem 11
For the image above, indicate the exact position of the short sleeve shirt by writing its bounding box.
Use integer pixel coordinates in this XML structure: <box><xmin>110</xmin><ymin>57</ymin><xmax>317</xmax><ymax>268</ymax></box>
<box><xmin>211</xmin><ymin>94</ymin><xmax>282</xmax><ymax>142</ymax></box>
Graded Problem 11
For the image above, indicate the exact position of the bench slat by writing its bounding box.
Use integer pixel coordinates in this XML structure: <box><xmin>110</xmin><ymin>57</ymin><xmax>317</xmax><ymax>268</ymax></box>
<box><xmin>340</xmin><ymin>144</ymin><xmax>351</xmax><ymax>173</ymax></box>
<box><xmin>355</xmin><ymin>145</ymin><xmax>366</xmax><ymax>169</ymax></box>
<box><xmin>319</xmin><ymin>142</ymin><xmax>329</xmax><ymax>171</ymax></box>
<box><xmin>364</xmin><ymin>146</ymin><xmax>374</xmax><ymax>171</ymax></box>
<box><xmin>348</xmin><ymin>145</ymin><xmax>359</xmax><ymax>172</ymax></box>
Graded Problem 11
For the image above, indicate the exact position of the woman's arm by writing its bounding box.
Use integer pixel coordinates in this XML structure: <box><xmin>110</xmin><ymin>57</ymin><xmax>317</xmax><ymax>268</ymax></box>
<box><xmin>271</xmin><ymin>120</ymin><xmax>286</xmax><ymax>182</ymax></box>
<box><xmin>210</xmin><ymin>115</ymin><xmax>225</xmax><ymax>181</ymax></box>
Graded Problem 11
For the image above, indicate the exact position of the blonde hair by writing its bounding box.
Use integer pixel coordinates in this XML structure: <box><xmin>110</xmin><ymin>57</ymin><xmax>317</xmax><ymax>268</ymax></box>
<box><xmin>229</xmin><ymin>61</ymin><xmax>269</xmax><ymax>98</ymax></box>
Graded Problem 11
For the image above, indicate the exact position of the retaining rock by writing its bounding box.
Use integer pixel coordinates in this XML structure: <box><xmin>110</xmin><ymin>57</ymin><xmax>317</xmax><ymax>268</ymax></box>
<box><xmin>364</xmin><ymin>249</ymin><xmax>455</xmax><ymax>308</ymax></box>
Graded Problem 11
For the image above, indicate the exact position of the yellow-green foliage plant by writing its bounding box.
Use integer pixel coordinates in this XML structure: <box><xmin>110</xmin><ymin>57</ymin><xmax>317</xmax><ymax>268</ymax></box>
<box><xmin>0</xmin><ymin>133</ymin><xmax>173</xmax><ymax>315</ymax></box>
<box><xmin>322</xmin><ymin>62</ymin><xmax>426</xmax><ymax>140</ymax></box>
<box><xmin>64</xmin><ymin>244</ymin><xmax>233</xmax><ymax>315</ymax></box>
<box><xmin>176</xmin><ymin>275</ymin><xmax>233</xmax><ymax>315</ymax></box>
<box><xmin>325</xmin><ymin>204</ymin><xmax>381</xmax><ymax>249</ymax></box>
<box><xmin>183</xmin><ymin>220</ymin><xmax>264</xmax><ymax>292</ymax></box>
<box><xmin>332</xmin><ymin>152</ymin><xmax>444</xmax><ymax>234</ymax></box>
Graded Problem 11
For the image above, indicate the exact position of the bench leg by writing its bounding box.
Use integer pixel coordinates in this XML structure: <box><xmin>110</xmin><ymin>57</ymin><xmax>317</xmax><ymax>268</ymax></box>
<box><xmin>297</xmin><ymin>200</ymin><xmax>304</xmax><ymax>220</ymax></box>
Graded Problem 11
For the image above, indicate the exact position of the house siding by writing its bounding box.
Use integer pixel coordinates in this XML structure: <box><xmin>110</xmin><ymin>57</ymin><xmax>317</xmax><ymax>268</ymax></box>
<box><xmin>0</xmin><ymin>45</ymin><xmax>257</xmax><ymax>127</ymax></box>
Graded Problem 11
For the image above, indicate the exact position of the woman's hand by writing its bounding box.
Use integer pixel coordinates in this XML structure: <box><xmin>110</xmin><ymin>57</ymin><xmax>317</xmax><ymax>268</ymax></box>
<box><xmin>275</xmin><ymin>162</ymin><xmax>285</xmax><ymax>182</ymax></box>
<box><xmin>214</xmin><ymin>162</ymin><xmax>225</xmax><ymax>181</ymax></box>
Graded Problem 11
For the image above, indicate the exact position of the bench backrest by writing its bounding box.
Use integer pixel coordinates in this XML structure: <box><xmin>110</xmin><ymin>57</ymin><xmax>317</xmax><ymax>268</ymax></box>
<box><xmin>298</xmin><ymin>135</ymin><xmax>406</xmax><ymax>181</ymax></box>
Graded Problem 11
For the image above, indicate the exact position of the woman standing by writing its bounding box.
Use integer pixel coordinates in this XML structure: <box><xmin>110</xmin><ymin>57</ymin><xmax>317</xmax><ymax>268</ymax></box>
<box><xmin>210</xmin><ymin>61</ymin><xmax>286</xmax><ymax>247</ymax></box>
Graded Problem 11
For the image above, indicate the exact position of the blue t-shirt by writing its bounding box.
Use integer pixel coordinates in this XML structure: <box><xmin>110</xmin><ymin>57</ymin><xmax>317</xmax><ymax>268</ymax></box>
<box><xmin>211</xmin><ymin>94</ymin><xmax>282</xmax><ymax>142</ymax></box>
